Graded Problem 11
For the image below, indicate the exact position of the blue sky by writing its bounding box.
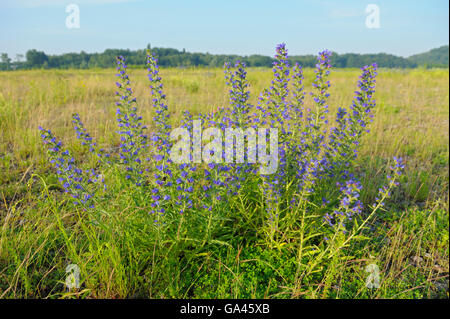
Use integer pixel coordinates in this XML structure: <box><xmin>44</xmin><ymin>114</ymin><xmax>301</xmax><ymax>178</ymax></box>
<box><xmin>0</xmin><ymin>0</ymin><xmax>448</xmax><ymax>60</ymax></box>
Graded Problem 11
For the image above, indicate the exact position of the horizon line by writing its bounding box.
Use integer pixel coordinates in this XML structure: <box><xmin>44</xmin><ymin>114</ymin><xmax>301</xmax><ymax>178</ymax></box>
<box><xmin>6</xmin><ymin>44</ymin><xmax>449</xmax><ymax>60</ymax></box>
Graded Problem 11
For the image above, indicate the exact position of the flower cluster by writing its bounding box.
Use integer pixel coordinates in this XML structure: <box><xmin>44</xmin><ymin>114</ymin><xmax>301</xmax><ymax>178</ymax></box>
<box><xmin>39</xmin><ymin>126</ymin><xmax>104</xmax><ymax>208</ymax></box>
<box><xmin>72</xmin><ymin>113</ymin><xmax>110</xmax><ymax>164</ymax></box>
<box><xmin>256</xmin><ymin>43</ymin><xmax>292</xmax><ymax>133</ymax></box>
<box><xmin>224</xmin><ymin>61</ymin><xmax>251</xmax><ymax>128</ymax></box>
<box><xmin>146</xmin><ymin>51</ymin><xmax>197</xmax><ymax>218</ymax></box>
<box><xmin>115</xmin><ymin>55</ymin><xmax>148</xmax><ymax>184</ymax></box>
<box><xmin>147</xmin><ymin>51</ymin><xmax>172</xmax><ymax>157</ymax></box>
<box><xmin>324</xmin><ymin>179</ymin><xmax>363</xmax><ymax>229</ymax></box>
<box><xmin>291</xmin><ymin>62</ymin><xmax>305</xmax><ymax>121</ymax></box>
<box><xmin>374</xmin><ymin>156</ymin><xmax>404</xmax><ymax>206</ymax></box>
<box><xmin>326</xmin><ymin>63</ymin><xmax>378</xmax><ymax>175</ymax></box>
<box><xmin>38</xmin><ymin>44</ymin><xmax>403</xmax><ymax>244</ymax></box>
<box><xmin>307</xmin><ymin>50</ymin><xmax>332</xmax><ymax>154</ymax></box>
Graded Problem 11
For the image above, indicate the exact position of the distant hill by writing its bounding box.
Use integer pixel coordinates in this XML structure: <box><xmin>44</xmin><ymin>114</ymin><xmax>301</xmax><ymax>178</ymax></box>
<box><xmin>408</xmin><ymin>45</ymin><xmax>449</xmax><ymax>68</ymax></box>
<box><xmin>0</xmin><ymin>45</ymin><xmax>449</xmax><ymax>70</ymax></box>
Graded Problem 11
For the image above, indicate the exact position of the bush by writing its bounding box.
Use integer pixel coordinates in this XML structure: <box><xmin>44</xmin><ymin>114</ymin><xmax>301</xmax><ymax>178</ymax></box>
<box><xmin>38</xmin><ymin>44</ymin><xmax>404</xmax><ymax>298</ymax></box>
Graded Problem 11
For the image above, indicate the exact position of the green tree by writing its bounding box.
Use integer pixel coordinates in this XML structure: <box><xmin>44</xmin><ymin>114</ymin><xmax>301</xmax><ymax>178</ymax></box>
<box><xmin>26</xmin><ymin>49</ymin><xmax>49</xmax><ymax>68</ymax></box>
<box><xmin>0</xmin><ymin>53</ymin><xmax>11</xmax><ymax>70</ymax></box>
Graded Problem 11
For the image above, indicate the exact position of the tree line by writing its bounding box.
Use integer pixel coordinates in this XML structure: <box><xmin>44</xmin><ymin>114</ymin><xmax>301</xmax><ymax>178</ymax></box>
<box><xmin>0</xmin><ymin>45</ymin><xmax>448</xmax><ymax>70</ymax></box>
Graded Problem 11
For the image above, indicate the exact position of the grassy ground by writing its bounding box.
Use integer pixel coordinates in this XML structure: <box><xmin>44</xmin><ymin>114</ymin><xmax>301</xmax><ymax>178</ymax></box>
<box><xmin>0</xmin><ymin>67</ymin><xmax>448</xmax><ymax>298</ymax></box>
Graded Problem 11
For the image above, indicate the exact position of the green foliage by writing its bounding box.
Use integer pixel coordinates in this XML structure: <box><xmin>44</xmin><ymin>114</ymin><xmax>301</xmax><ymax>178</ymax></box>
<box><xmin>25</xmin><ymin>50</ymin><xmax>49</xmax><ymax>68</ymax></box>
<box><xmin>408</xmin><ymin>45</ymin><xmax>449</xmax><ymax>68</ymax></box>
<box><xmin>190</xmin><ymin>246</ymin><xmax>298</xmax><ymax>298</ymax></box>
<box><xmin>1</xmin><ymin>45</ymin><xmax>448</xmax><ymax>70</ymax></box>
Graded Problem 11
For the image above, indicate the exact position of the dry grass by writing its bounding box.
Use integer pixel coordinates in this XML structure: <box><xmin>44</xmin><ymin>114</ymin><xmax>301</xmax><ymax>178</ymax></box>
<box><xmin>0</xmin><ymin>67</ymin><xmax>448</xmax><ymax>204</ymax></box>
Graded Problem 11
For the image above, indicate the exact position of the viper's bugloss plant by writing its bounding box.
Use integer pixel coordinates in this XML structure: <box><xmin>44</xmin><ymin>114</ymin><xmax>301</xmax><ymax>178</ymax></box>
<box><xmin>38</xmin><ymin>43</ymin><xmax>405</xmax><ymax>298</ymax></box>
<box><xmin>115</xmin><ymin>55</ymin><xmax>148</xmax><ymax>185</ymax></box>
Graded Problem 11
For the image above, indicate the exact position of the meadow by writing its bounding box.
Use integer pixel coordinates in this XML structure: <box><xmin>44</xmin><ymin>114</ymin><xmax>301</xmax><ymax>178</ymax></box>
<box><xmin>0</xmin><ymin>54</ymin><xmax>448</xmax><ymax>298</ymax></box>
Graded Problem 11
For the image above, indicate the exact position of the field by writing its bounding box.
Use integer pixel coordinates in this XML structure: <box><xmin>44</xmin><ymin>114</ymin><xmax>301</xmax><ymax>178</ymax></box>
<box><xmin>0</xmin><ymin>65</ymin><xmax>448</xmax><ymax>298</ymax></box>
